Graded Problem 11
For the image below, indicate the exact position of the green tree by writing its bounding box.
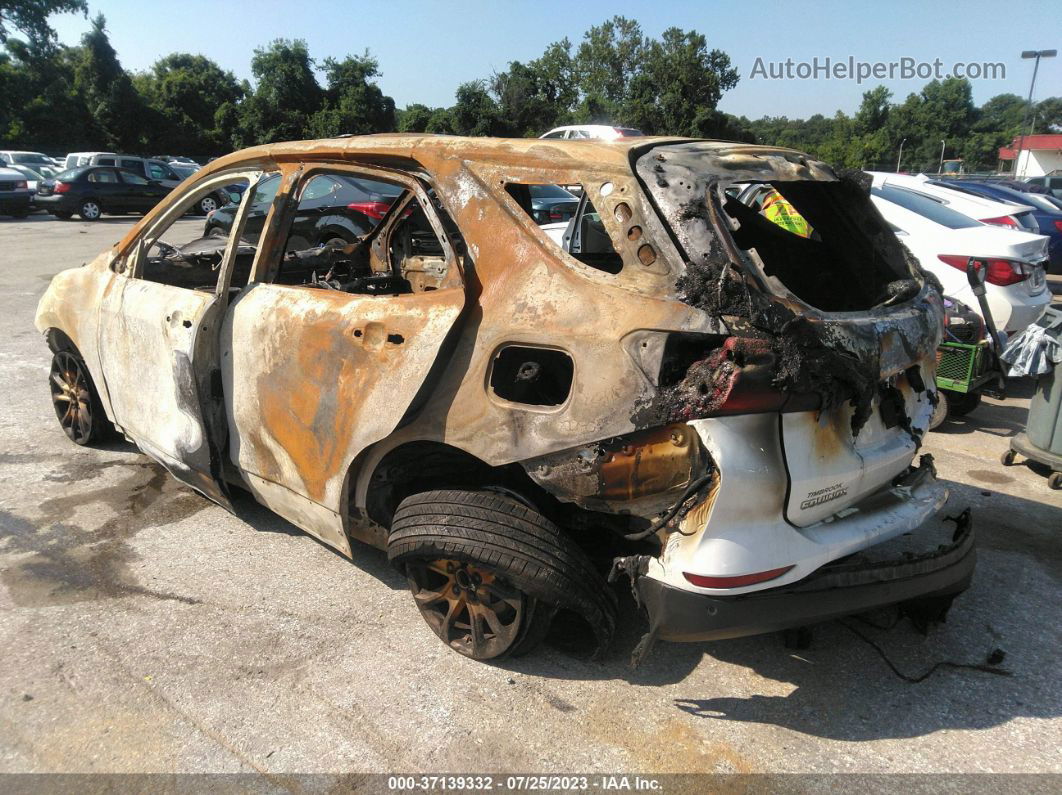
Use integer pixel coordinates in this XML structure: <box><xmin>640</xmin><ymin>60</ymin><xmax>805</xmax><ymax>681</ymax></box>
<box><xmin>73</xmin><ymin>13</ymin><xmax>145</xmax><ymax>150</ymax></box>
<box><xmin>137</xmin><ymin>53</ymin><xmax>244</xmax><ymax>153</ymax></box>
<box><xmin>397</xmin><ymin>103</ymin><xmax>434</xmax><ymax>132</ymax></box>
<box><xmin>0</xmin><ymin>36</ymin><xmax>91</xmax><ymax>149</ymax></box>
<box><xmin>0</xmin><ymin>0</ymin><xmax>86</xmax><ymax>43</ymax></box>
<box><xmin>307</xmin><ymin>52</ymin><xmax>395</xmax><ymax>138</ymax></box>
<box><xmin>623</xmin><ymin>26</ymin><xmax>738</xmax><ymax>135</ymax></box>
<box><xmin>449</xmin><ymin>80</ymin><xmax>501</xmax><ymax>136</ymax></box>
<box><xmin>573</xmin><ymin>16</ymin><xmax>645</xmax><ymax>122</ymax></box>
<box><xmin>237</xmin><ymin>39</ymin><xmax>321</xmax><ymax>145</ymax></box>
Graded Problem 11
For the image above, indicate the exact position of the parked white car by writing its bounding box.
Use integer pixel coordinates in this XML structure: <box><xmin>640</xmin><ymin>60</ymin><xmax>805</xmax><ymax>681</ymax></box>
<box><xmin>6</xmin><ymin>163</ymin><xmax>57</xmax><ymax>192</ymax></box>
<box><xmin>870</xmin><ymin>172</ymin><xmax>1039</xmax><ymax>231</ymax></box>
<box><xmin>0</xmin><ymin>150</ymin><xmax>62</xmax><ymax>171</ymax></box>
<box><xmin>871</xmin><ymin>183</ymin><xmax>1049</xmax><ymax>334</ymax></box>
<box><xmin>539</xmin><ymin>124</ymin><xmax>644</xmax><ymax>140</ymax></box>
<box><xmin>63</xmin><ymin>152</ymin><xmax>116</xmax><ymax>170</ymax></box>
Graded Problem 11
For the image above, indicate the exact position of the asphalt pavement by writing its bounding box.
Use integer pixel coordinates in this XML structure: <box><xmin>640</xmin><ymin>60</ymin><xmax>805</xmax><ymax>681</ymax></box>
<box><xmin>1</xmin><ymin>214</ymin><xmax>1060</xmax><ymax>778</ymax></box>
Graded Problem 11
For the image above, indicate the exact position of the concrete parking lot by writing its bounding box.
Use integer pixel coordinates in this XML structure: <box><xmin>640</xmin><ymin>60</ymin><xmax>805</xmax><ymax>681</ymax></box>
<box><xmin>1</xmin><ymin>214</ymin><xmax>1060</xmax><ymax>777</ymax></box>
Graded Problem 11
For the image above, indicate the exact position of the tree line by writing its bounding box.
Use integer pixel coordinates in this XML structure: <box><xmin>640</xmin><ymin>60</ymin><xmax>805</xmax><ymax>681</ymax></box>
<box><xmin>1</xmin><ymin>5</ymin><xmax>1059</xmax><ymax>173</ymax></box>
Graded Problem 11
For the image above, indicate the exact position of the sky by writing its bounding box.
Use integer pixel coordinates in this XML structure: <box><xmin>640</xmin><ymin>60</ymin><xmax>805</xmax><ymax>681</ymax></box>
<box><xmin>49</xmin><ymin>0</ymin><xmax>1062</xmax><ymax>122</ymax></box>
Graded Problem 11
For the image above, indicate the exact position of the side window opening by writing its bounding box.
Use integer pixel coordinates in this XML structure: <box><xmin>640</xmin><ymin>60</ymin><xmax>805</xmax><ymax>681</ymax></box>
<box><xmin>504</xmin><ymin>182</ymin><xmax>622</xmax><ymax>275</ymax></box>
<box><xmin>272</xmin><ymin>171</ymin><xmax>457</xmax><ymax>297</ymax></box>
<box><xmin>88</xmin><ymin>169</ymin><xmax>117</xmax><ymax>184</ymax></box>
<box><xmin>138</xmin><ymin>175</ymin><xmax>253</xmax><ymax>291</ymax></box>
<box><xmin>722</xmin><ymin>180</ymin><xmax>908</xmax><ymax>312</ymax></box>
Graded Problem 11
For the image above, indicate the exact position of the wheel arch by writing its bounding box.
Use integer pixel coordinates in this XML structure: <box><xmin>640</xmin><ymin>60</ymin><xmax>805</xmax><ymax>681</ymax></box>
<box><xmin>349</xmin><ymin>439</ymin><xmax>555</xmax><ymax>532</ymax></box>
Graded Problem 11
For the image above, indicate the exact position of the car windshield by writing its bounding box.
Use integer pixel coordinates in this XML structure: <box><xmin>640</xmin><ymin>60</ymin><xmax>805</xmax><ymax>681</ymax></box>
<box><xmin>12</xmin><ymin>153</ymin><xmax>53</xmax><ymax>165</ymax></box>
<box><xmin>12</xmin><ymin>165</ymin><xmax>43</xmax><ymax>180</ymax></box>
<box><xmin>528</xmin><ymin>184</ymin><xmax>576</xmax><ymax>200</ymax></box>
<box><xmin>872</xmin><ymin>185</ymin><xmax>981</xmax><ymax>229</ymax></box>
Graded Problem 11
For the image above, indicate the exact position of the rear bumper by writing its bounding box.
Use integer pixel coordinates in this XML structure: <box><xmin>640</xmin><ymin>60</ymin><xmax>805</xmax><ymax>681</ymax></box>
<box><xmin>0</xmin><ymin>194</ymin><xmax>31</xmax><ymax>213</ymax></box>
<box><xmin>636</xmin><ymin>513</ymin><xmax>975</xmax><ymax>642</ymax></box>
<box><xmin>31</xmin><ymin>194</ymin><xmax>75</xmax><ymax>212</ymax></box>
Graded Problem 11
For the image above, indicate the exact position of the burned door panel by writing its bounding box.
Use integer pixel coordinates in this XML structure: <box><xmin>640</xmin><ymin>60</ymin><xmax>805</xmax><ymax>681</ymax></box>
<box><xmin>221</xmin><ymin>283</ymin><xmax>465</xmax><ymax>551</ymax></box>
<box><xmin>96</xmin><ymin>278</ymin><xmax>232</xmax><ymax>507</ymax></box>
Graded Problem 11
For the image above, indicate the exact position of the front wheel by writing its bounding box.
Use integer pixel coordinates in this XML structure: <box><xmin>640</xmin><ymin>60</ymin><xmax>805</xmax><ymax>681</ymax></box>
<box><xmin>78</xmin><ymin>199</ymin><xmax>101</xmax><ymax>221</ymax></box>
<box><xmin>49</xmin><ymin>350</ymin><xmax>113</xmax><ymax>445</ymax></box>
<box><xmin>388</xmin><ymin>489</ymin><xmax>617</xmax><ymax>661</ymax></box>
<box><xmin>946</xmin><ymin>390</ymin><xmax>981</xmax><ymax>418</ymax></box>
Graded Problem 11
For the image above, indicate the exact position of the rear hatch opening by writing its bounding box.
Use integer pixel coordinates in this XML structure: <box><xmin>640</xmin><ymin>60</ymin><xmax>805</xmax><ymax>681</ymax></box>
<box><xmin>631</xmin><ymin>143</ymin><xmax>945</xmax><ymax>517</ymax></box>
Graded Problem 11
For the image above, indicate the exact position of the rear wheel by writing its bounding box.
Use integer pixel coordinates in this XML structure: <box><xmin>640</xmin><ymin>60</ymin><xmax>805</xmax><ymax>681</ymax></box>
<box><xmin>78</xmin><ymin>199</ymin><xmax>101</xmax><ymax>221</ymax></box>
<box><xmin>388</xmin><ymin>489</ymin><xmax>616</xmax><ymax>661</ymax></box>
<box><xmin>49</xmin><ymin>350</ymin><xmax>113</xmax><ymax>445</ymax></box>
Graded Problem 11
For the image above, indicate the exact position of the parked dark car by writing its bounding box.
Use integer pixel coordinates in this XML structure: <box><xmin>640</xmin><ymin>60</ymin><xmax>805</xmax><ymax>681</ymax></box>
<box><xmin>204</xmin><ymin>172</ymin><xmax>402</xmax><ymax>246</ymax></box>
<box><xmin>34</xmin><ymin>166</ymin><xmax>172</xmax><ymax>220</ymax></box>
<box><xmin>527</xmin><ymin>184</ymin><xmax>580</xmax><ymax>224</ymax></box>
<box><xmin>936</xmin><ymin>179</ymin><xmax>1062</xmax><ymax>273</ymax></box>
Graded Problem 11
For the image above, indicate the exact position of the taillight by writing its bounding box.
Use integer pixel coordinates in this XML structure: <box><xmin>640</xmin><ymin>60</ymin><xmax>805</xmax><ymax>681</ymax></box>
<box><xmin>980</xmin><ymin>215</ymin><xmax>1019</xmax><ymax>228</ymax></box>
<box><xmin>549</xmin><ymin>208</ymin><xmax>563</xmax><ymax>221</ymax></box>
<box><xmin>683</xmin><ymin>565</ymin><xmax>793</xmax><ymax>589</ymax></box>
<box><xmin>1054</xmin><ymin>220</ymin><xmax>1062</xmax><ymax>233</ymax></box>
<box><xmin>937</xmin><ymin>255</ymin><xmax>1027</xmax><ymax>286</ymax></box>
<box><xmin>347</xmin><ymin>200</ymin><xmax>392</xmax><ymax>220</ymax></box>
<box><xmin>53</xmin><ymin>182</ymin><xmax>70</xmax><ymax>194</ymax></box>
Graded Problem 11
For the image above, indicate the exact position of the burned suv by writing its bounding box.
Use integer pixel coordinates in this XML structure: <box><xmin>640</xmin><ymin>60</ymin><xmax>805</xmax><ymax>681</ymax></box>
<box><xmin>36</xmin><ymin>136</ymin><xmax>972</xmax><ymax>663</ymax></box>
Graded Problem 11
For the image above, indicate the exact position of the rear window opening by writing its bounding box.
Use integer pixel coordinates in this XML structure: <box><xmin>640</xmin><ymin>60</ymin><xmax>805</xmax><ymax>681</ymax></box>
<box><xmin>505</xmin><ymin>182</ymin><xmax>623</xmax><ymax>275</ymax></box>
<box><xmin>721</xmin><ymin>181</ymin><xmax>909</xmax><ymax>312</ymax></box>
<box><xmin>490</xmin><ymin>345</ymin><xmax>574</xmax><ymax>407</ymax></box>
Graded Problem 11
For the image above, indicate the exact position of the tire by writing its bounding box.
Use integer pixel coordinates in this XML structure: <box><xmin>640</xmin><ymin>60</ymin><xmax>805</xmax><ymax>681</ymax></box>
<box><xmin>78</xmin><ymin>199</ymin><xmax>101</xmax><ymax>221</ymax></box>
<box><xmin>198</xmin><ymin>194</ymin><xmax>219</xmax><ymax>215</ymax></box>
<box><xmin>946</xmin><ymin>390</ymin><xmax>981</xmax><ymax>417</ymax></box>
<box><xmin>388</xmin><ymin>489</ymin><xmax>617</xmax><ymax>661</ymax></box>
<box><xmin>48</xmin><ymin>349</ymin><xmax>114</xmax><ymax>445</ymax></box>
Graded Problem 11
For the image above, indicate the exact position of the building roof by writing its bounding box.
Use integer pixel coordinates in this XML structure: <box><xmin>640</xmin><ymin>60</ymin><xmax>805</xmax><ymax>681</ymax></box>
<box><xmin>999</xmin><ymin>133</ymin><xmax>1062</xmax><ymax>160</ymax></box>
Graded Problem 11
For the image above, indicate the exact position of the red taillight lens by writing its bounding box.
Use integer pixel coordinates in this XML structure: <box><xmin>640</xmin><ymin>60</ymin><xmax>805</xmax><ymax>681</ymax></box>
<box><xmin>980</xmin><ymin>215</ymin><xmax>1019</xmax><ymax>228</ymax></box>
<box><xmin>549</xmin><ymin>209</ymin><xmax>563</xmax><ymax>221</ymax></box>
<box><xmin>683</xmin><ymin>565</ymin><xmax>794</xmax><ymax>589</ymax></box>
<box><xmin>53</xmin><ymin>181</ymin><xmax>70</xmax><ymax>194</ymax></box>
<box><xmin>347</xmin><ymin>200</ymin><xmax>392</xmax><ymax>220</ymax></box>
<box><xmin>937</xmin><ymin>255</ymin><xmax>1027</xmax><ymax>286</ymax></box>
<box><xmin>1054</xmin><ymin>220</ymin><xmax>1062</xmax><ymax>233</ymax></box>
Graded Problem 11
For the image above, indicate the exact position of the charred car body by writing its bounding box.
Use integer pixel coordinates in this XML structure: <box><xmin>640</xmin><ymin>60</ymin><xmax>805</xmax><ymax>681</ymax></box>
<box><xmin>36</xmin><ymin>135</ymin><xmax>973</xmax><ymax>663</ymax></box>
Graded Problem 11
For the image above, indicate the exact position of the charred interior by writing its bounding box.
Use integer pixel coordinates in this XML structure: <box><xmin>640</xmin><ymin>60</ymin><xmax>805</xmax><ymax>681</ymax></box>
<box><xmin>631</xmin><ymin>143</ymin><xmax>937</xmax><ymax>437</ymax></box>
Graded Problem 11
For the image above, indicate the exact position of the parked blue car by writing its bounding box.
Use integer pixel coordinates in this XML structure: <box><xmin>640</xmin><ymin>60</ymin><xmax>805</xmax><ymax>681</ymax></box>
<box><xmin>934</xmin><ymin>179</ymin><xmax>1062</xmax><ymax>274</ymax></box>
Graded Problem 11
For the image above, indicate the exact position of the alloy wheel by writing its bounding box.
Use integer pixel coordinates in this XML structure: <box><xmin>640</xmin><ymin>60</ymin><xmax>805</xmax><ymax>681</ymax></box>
<box><xmin>406</xmin><ymin>558</ymin><xmax>526</xmax><ymax>659</ymax></box>
<box><xmin>49</xmin><ymin>351</ymin><xmax>94</xmax><ymax>444</ymax></box>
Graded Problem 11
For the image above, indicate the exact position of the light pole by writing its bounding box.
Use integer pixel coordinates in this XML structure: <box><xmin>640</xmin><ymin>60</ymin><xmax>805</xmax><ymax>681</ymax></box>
<box><xmin>1017</xmin><ymin>49</ymin><xmax>1057</xmax><ymax>177</ymax></box>
<box><xmin>896</xmin><ymin>137</ymin><xmax>907</xmax><ymax>173</ymax></box>
<box><xmin>938</xmin><ymin>140</ymin><xmax>946</xmax><ymax>174</ymax></box>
